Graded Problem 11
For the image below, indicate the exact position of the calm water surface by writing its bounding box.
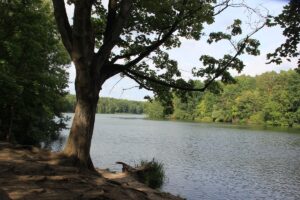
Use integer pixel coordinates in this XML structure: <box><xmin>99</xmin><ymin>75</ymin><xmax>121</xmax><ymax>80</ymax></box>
<box><xmin>56</xmin><ymin>114</ymin><xmax>300</xmax><ymax>200</ymax></box>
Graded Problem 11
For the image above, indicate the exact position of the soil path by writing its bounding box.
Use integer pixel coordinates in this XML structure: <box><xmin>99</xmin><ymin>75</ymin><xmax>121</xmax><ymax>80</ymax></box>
<box><xmin>0</xmin><ymin>142</ymin><xmax>183</xmax><ymax>200</ymax></box>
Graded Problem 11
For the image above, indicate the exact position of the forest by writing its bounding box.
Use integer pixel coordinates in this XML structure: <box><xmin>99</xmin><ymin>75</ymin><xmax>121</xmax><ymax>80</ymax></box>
<box><xmin>0</xmin><ymin>0</ymin><xmax>70</xmax><ymax>146</ymax></box>
<box><xmin>63</xmin><ymin>69</ymin><xmax>300</xmax><ymax>128</ymax></box>
<box><xmin>146</xmin><ymin>70</ymin><xmax>300</xmax><ymax>127</ymax></box>
<box><xmin>63</xmin><ymin>95</ymin><xmax>144</xmax><ymax>114</ymax></box>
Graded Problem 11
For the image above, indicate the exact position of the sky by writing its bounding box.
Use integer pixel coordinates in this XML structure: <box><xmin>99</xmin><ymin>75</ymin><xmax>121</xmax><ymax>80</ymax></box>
<box><xmin>65</xmin><ymin>0</ymin><xmax>296</xmax><ymax>101</ymax></box>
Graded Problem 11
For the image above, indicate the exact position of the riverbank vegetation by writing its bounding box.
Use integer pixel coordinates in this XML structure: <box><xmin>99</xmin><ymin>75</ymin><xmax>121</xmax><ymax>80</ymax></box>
<box><xmin>63</xmin><ymin>95</ymin><xmax>144</xmax><ymax>114</ymax></box>
<box><xmin>136</xmin><ymin>159</ymin><xmax>165</xmax><ymax>189</ymax></box>
<box><xmin>145</xmin><ymin>70</ymin><xmax>300</xmax><ymax>127</ymax></box>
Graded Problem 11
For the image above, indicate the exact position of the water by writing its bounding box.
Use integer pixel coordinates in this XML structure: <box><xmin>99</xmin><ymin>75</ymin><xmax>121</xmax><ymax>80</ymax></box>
<box><xmin>56</xmin><ymin>114</ymin><xmax>300</xmax><ymax>200</ymax></box>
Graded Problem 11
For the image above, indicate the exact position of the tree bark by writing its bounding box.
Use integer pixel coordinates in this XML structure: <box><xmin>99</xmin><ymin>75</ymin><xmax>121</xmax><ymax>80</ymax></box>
<box><xmin>63</xmin><ymin>97</ymin><xmax>98</xmax><ymax>169</ymax></box>
<box><xmin>62</xmin><ymin>61</ymin><xmax>101</xmax><ymax>170</ymax></box>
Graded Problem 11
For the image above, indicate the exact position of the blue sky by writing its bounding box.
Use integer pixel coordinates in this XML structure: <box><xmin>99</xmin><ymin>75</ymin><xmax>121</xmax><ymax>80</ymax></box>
<box><xmin>66</xmin><ymin>0</ymin><xmax>296</xmax><ymax>101</ymax></box>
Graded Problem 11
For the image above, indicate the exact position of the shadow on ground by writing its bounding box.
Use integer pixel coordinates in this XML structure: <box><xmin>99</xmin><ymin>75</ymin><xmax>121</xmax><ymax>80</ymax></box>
<box><xmin>0</xmin><ymin>142</ymin><xmax>183</xmax><ymax>200</ymax></box>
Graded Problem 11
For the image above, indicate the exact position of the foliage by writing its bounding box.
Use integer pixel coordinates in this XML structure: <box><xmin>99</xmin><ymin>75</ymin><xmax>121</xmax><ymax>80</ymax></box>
<box><xmin>63</xmin><ymin>95</ymin><xmax>145</xmax><ymax>114</ymax></box>
<box><xmin>171</xmin><ymin>81</ymin><xmax>203</xmax><ymax>121</ymax></box>
<box><xmin>153</xmin><ymin>70</ymin><xmax>300</xmax><ymax>127</ymax></box>
<box><xmin>55</xmin><ymin>0</ymin><xmax>266</xmax><ymax>113</ymax></box>
<box><xmin>0</xmin><ymin>0</ymin><xmax>70</xmax><ymax>146</ymax></box>
<box><xmin>135</xmin><ymin>159</ymin><xmax>165</xmax><ymax>189</ymax></box>
<box><xmin>97</xmin><ymin>97</ymin><xmax>144</xmax><ymax>114</ymax></box>
<box><xmin>267</xmin><ymin>0</ymin><xmax>300</xmax><ymax>70</ymax></box>
<box><xmin>62</xmin><ymin>95</ymin><xmax>77</xmax><ymax>113</ymax></box>
<box><xmin>144</xmin><ymin>101</ymin><xmax>165</xmax><ymax>119</ymax></box>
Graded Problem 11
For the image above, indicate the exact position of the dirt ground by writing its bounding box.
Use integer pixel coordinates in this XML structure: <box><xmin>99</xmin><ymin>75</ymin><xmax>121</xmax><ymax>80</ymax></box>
<box><xmin>0</xmin><ymin>142</ymin><xmax>183</xmax><ymax>200</ymax></box>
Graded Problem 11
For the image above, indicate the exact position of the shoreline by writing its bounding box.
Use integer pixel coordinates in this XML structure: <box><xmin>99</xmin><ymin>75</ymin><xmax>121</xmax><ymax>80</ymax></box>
<box><xmin>64</xmin><ymin>113</ymin><xmax>300</xmax><ymax>133</ymax></box>
<box><xmin>0</xmin><ymin>142</ymin><xmax>183</xmax><ymax>200</ymax></box>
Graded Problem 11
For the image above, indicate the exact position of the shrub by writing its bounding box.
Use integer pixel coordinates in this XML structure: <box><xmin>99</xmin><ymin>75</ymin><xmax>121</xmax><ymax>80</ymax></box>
<box><xmin>135</xmin><ymin>159</ymin><xmax>165</xmax><ymax>189</ymax></box>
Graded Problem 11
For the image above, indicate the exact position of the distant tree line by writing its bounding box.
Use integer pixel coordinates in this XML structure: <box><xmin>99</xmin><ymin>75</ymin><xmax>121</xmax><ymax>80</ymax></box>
<box><xmin>63</xmin><ymin>95</ymin><xmax>145</xmax><ymax>114</ymax></box>
<box><xmin>146</xmin><ymin>70</ymin><xmax>300</xmax><ymax>127</ymax></box>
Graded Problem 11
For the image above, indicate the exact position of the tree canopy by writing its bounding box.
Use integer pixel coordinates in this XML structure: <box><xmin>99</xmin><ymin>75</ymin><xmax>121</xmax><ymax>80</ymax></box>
<box><xmin>147</xmin><ymin>70</ymin><xmax>300</xmax><ymax>127</ymax></box>
<box><xmin>50</xmin><ymin>0</ymin><xmax>273</xmax><ymax>168</ymax></box>
<box><xmin>0</xmin><ymin>0</ymin><xmax>70</xmax><ymax>146</ymax></box>
<box><xmin>267</xmin><ymin>0</ymin><xmax>300</xmax><ymax>70</ymax></box>
<box><xmin>54</xmin><ymin>0</ymin><xmax>265</xmax><ymax>101</ymax></box>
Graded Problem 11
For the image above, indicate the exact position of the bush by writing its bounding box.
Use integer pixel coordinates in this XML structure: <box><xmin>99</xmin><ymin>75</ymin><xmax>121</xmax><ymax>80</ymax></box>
<box><xmin>145</xmin><ymin>101</ymin><xmax>165</xmax><ymax>119</ymax></box>
<box><xmin>195</xmin><ymin>116</ymin><xmax>213</xmax><ymax>123</ymax></box>
<box><xmin>248</xmin><ymin>112</ymin><xmax>264</xmax><ymax>124</ymax></box>
<box><xmin>135</xmin><ymin>159</ymin><xmax>165</xmax><ymax>189</ymax></box>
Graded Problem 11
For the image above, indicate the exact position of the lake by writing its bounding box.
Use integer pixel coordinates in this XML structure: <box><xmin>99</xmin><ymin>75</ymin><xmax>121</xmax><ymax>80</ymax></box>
<box><xmin>55</xmin><ymin>114</ymin><xmax>300</xmax><ymax>200</ymax></box>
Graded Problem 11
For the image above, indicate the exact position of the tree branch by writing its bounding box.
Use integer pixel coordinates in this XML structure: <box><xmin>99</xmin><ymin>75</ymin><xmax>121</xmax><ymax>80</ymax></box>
<box><xmin>110</xmin><ymin>0</ymin><xmax>218</xmax><ymax>66</ymax></box>
<box><xmin>72</xmin><ymin>0</ymin><xmax>94</xmax><ymax>62</ymax></box>
<box><xmin>110</xmin><ymin>51</ymin><xmax>140</xmax><ymax>63</ymax></box>
<box><xmin>201</xmin><ymin>40</ymin><xmax>247</xmax><ymax>90</ymax></box>
<box><xmin>122</xmin><ymin>71</ymin><xmax>153</xmax><ymax>91</ymax></box>
<box><xmin>213</xmin><ymin>0</ymin><xmax>231</xmax><ymax>16</ymax></box>
<box><xmin>125</xmin><ymin>69</ymin><xmax>204</xmax><ymax>92</ymax></box>
<box><xmin>109</xmin><ymin>76</ymin><xmax>124</xmax><ymax>94</ymax></box>
<box><xmin>52</xmin><ymin>0</ymin><xmax>73</xmax><ymax>54</ymax></box>
<box><xmin>118</xmin><ymin>1</ymin><xmax>191</xmax><ymax>69</ymax></box>
<box><xmin>103</xmin><ymin>0</ymin><xmax>118</xmax><ymax>44</ymax></box>
<box><xmin>96</xmin><ymin>0</ymin><xmax>133</xmax><ymax>71</ymax></box>
<box><xmin>123</xmin><ymin>37</ymin><xmax>248</xmax><ymax>92</ymax></box>
<box><xmin>124</xmin><ymin>26</ymin><xmax>178</xmax><ymax>69</ymax></box>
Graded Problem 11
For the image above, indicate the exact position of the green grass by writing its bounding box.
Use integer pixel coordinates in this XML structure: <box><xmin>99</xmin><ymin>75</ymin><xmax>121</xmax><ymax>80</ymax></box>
<box><xmin>135</xmin><ymin>158</ymin><xmax>165</xmax><ymax>189</ymax></box>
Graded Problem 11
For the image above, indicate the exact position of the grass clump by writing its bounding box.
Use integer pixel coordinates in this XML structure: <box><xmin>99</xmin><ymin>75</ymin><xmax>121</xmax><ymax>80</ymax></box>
<box><xmin>136</xmin><ymin>158</ymin><xmax>165</xmax><ymax>189</ymax></box>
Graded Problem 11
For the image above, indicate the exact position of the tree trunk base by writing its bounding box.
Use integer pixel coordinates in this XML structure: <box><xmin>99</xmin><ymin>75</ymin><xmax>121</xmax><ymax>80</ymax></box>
<box><xmin>55</xmin><ymin>152</ymin><xmax>96</xmax><ymax>172</ymax></box>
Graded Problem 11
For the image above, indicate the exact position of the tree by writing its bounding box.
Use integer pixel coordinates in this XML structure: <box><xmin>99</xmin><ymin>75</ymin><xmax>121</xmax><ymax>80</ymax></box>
<box><xmin>233</xmin><ymin>90</ymin><xmax>261</xmax><ymax>123</ymax></box>
<box><xmin>173</xmin><ymin>70</ymin><xmax>300</xmax><ymax>126</ymax></box>
<box><xmin>260</xmin><ymin>70</ymin><xmax>300</xmax><ymax>126</ymax></box>
<box><xmin>195</xmin><ymin>92</ymin><xmax>218</xmax><ymax>122</ymax></box>
<box><xmin>145</xmin><ymin>101</ymin><xmax>165</xmax><ymax>120</ymax></box>
<box><xmin>0</xmin><ymin>0</ymin><xmax>70</xmax><ymax>145</ymax></box>
<box><xmin>172</xmin><ymin>81</ymin><xmax>203</xmax><ymax>121</ymax></box>
<box><xmin>267</xmin><ymin>0</ymin><xmax>300</xmax><ymax>70</ymax></box>
<box><xmin>52</xmin><ymin>0</ymin><xmax>264</xmax><ymax>169</ymax></box>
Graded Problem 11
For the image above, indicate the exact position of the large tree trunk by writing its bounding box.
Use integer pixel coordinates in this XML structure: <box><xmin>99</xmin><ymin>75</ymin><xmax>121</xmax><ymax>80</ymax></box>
<box><xmin>62</xmin><ymin>61</ymin><xmax>101</xmax><ymax>170</ymax></box>
<box><xmin>63</xmin><ymin>96</ymin><xmax>98</xmax><ymax>169</ymax></box>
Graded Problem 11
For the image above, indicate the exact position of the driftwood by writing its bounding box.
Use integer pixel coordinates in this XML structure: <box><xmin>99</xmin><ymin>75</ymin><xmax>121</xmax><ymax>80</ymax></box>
<box><xmin>116</xmin><ymin>161</ymin><xmax>136</xmax><ymax>173</ymax></box>
<box><xmin>116</xmin><ymin>161</ymin><xmax>147</xmax><ymax>184</ymax></box>
<box><xmin>116</xmin><ymin>161</ymin><xmax>150</xmax><ymax>175</ymax></box>
<box><xmin>116</xmin><ymin>161</ymin><xmax>165</xmax><ymax>189</ymax></box>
